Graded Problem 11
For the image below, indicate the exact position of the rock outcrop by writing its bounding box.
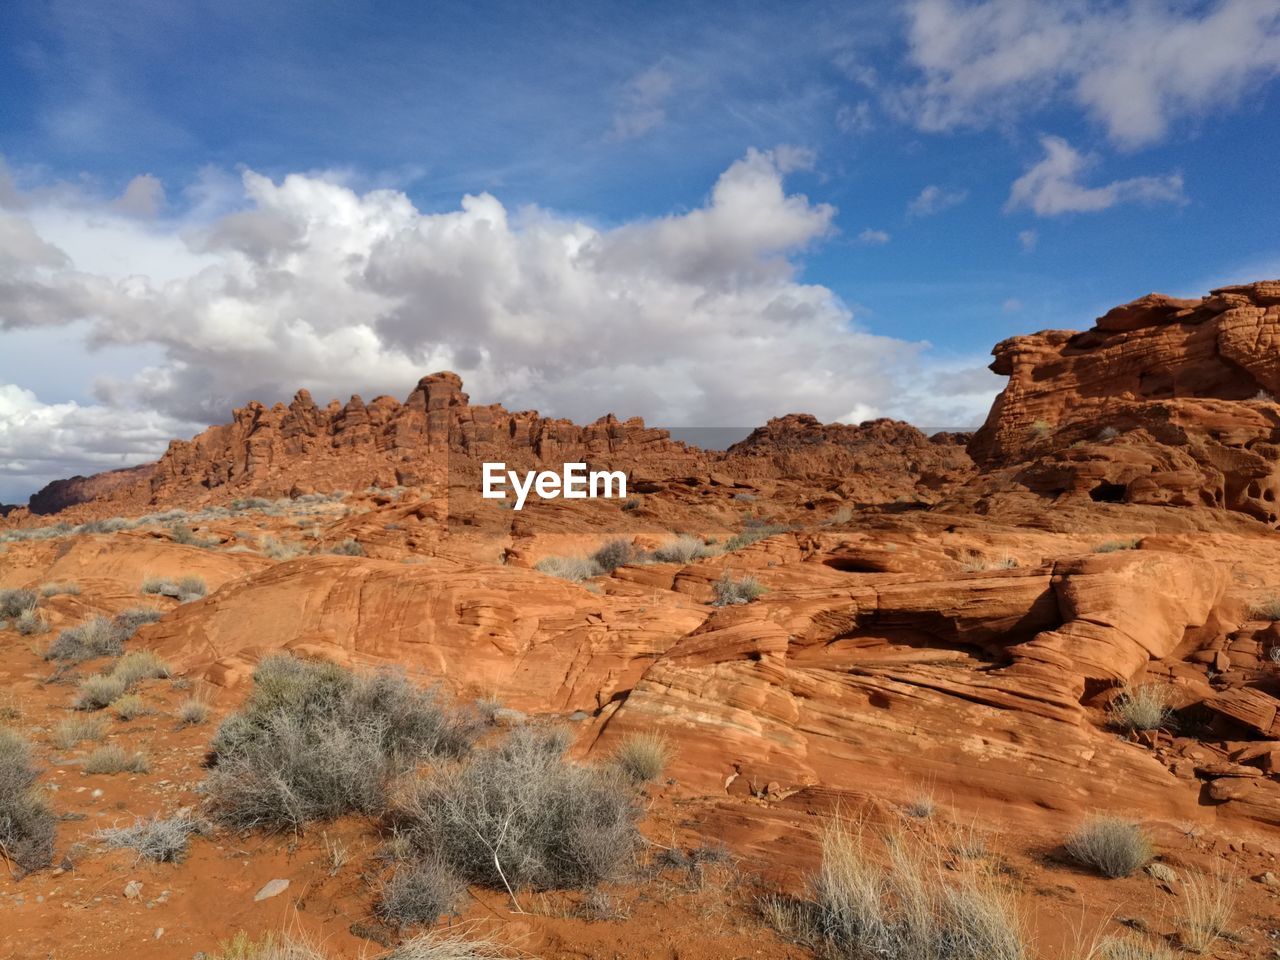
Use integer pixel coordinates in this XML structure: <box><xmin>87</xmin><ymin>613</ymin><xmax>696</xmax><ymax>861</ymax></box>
<box><xmin>5</xmin><ymin>375</ymin><xmax>973</xmax><ymax>524</ymax></box>
<box><xmin>26</xmin><ymin>463</ymin><xmax>157</xmax><ymax>516</ymax></box>
<box><xmin>963</xmin><ymin>281</ymin><xmax>1280</xmax><ymax>525</ymax></box>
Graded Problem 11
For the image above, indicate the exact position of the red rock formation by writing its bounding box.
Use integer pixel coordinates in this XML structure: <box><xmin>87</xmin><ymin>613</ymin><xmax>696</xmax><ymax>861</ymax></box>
<box><xmin>964</xmin><ymin>281</ymin><xmax>1280</xmax><ymax>525</ymax></box>
<box><xmin>5</xmin><ymin>374</ymin><xmax>973</xmax><ymax>524</ymax></box>
<box><xmin>722</xmin><ymin>415</ymin><xmax>973</xmax><ymax>502</ymax></box>
<box><xmin>25</xmin><ymin>463</ymin><xmax>156</xmax><ymax>516</ymax></box>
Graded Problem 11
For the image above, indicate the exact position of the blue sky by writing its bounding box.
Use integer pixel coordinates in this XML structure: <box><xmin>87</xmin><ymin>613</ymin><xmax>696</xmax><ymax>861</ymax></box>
<box><xmin>1</xmin><ymin>0</ymin><xmax>1279</xmax><ymax>501</ymax></box>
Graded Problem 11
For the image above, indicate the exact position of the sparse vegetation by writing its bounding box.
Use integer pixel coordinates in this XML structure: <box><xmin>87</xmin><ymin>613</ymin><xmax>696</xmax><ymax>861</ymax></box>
<box><xmin>393</xmin><ymin>726</ymin><xmax>642</xmax><ymax>896</ymax></box>
<box><xmin>82</xmin><ymin>744</ymin><xmax>149</xmax><ymax>774</ymax></box>
<box><xmin>763</xmin><ymin>817</ymin><xmax>1026</xmax><ymax>960</ymax></box>
<box><xmin>39</xmin><ymin>581</ymin><xmax>80</xmax><ymax>597</ymax></box>
<box><xmin>111</xmin><ymin>650</ymin><xmax>171</xmax><ymax>687</ymax></box>
<box><xmin>377</xmin><ymin>855</ymin><xmax>464</xmax><ymax>926</ymax></box>
<box><xmin>1029</xmin><ymin>418</ymin><xmax>1053</xmax><ymax>437</ymax></box>
<box><xmin>723</xmin><ymin>521</ymin><xmax>791</xmax><ymax>553</ymax></box>
<box><xmin>384</xmin><ymin>931</ymin><xmax>513</xmax><ymax>960</ymax></box>
<box><xmin>534</xmin><ymin>555</ymin><xmax>603</xmax><ymax>583</ymax></box>
<box><xmin>590</xmin><ymin>538</ymin><xmax>635</xmax><ymax>573</ymax></box>
<box><xmin>111</xmin><ymin>693</ymin><xmax>149</xmax><ymax>720</ymax></box>
<box><xmin>115</xmin><ymin>606</ymin><xmax>165</xmax><ymax>636</ymax></box>
<box><xmin>1251</xmin><ymin>596</ymin><xmax>1280</xmax><ymax>620</ymax></box>
<box><xmin>904</xmin><ymin>792</ymin><xmax>936</xmax><ymax>818</ymax></box>
<box><xmin>652</xmin><ymin>534</ymin><xmax>717</xmax><ymax>564</ymax></box>
<box><xmin>1094</xmin><ymin>538</ymin><xmax>1141</xmax><ymax>553</ymax></box>
<box><xmin>15</xmin><ymin>607</ymin><xmax>47</xmax><ymax>635</ymax></box>
<box><xmin>1107</xmin><ymin>685</ymin><xmax>1173</xmax><ymax>732</ymax></box>
<box><xmin>97</xmin><ymin>812</ymin><xmax>204</xmax><ymax>862</ymax></box>
<box><xmin>1179</xmin><ymin>867</ymin><xmax>1236</xmax><ymax>953</ymax></box>
<box><xmin>46</xmin><ymin>616</ymin><xmax>126</xmax><ymax>662</ymax></box>
<box><xmin>209</xmin><ymin>929</ymin><xmax>510</xmax><ymax>960</ymax></box>
<box><xmin>328</xmin><ymin>539</ymin><xmax>365</xmax><ymax>556</ymax></box>
<box><xmin>52</xmin><ymin>715</ymin><xmax>107</xmax><ymax>750</ymax></box>
<box><xmin>259</xmin><ymin>536</ymin><xmax>305</xmax><ymax>560</ymax></box>
<box><xmin>169</xmin><ymin>523</ymin><xmax>218</xmax><ymax>548</ymax></box>
<box><xmin>609</xmin><ymin>732</ymin><xmax>673</xmax><ymax>784</ymax></box>
<box><xmin>74</xmin><ymin>673</ymin><xmax>129</xmax><ymax>711</ymax></box>
<box><xmin>0</xmin><ymin>727</ymin><xmax>57</xmax><ymax>872</ymax></box>
<box><xmin>712</xmin><ymin>571</ymin><xmax>765</xmax><ymax>606</ymax></box>
<box><xmin>1092</xmin><ymin>935</ymin><xmax>1176</xmax><ymax>960</ymax></box>
<box><xmin>1065</xmin><ymin>816</ymin><xmax>1152</xmax><ymax>878</ymax></box>
<box><xmin>177</xmin><ymin>697</ymin><xmax>211</xmax><ymax>725</ymax></box>
<box><xmin>206</xmin><ymin>655</ymin><xmax>482</xmax><ymax>830</ymax></box>
<box><xmin>0</xmin><ymin>588</ymin><xmax>38</xmax><ymax>618</ymax></box>
<box><xmin>142</xmin><ymin>574</ymin><xmax>207</xmax><ymax>602</ymax></box>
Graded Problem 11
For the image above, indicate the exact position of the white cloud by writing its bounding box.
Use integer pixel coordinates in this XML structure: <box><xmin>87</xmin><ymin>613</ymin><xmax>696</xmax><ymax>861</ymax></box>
<box><xmin>113</xmin><ymin>174</ymin><xmax>166</xmax><ymax>219</ymax></box>
<box><xmin>857</xmin><ymin>227</ymin><xmax>891</xmax><ymax>245</ymax></box>
<box><xmin>895</xmin><ymin>0</ymin><xmax>1280</xmax><ymax>150</ymax></box>
<box><xmin>0</xmin><ymin>148</ymin><xmax>1002</xmax><ymax>500</ymax></box>
<box><xmin>1018</xmin><ymin>228</ymin><xmax>1038</xmax><ymax>251</ymax></box>
<box><xmin>907</xmin><ymin>184</ymin><xmax>968</xmax><ymax>217</ymax></box>
<box><xmin>836</xmin><ymin>101</ymin><xmax>874</xmax><ymax>134</ymax></box>
<box><xmin>610</xmin><ymin>62</ymin><xmax>677</xmax><ymax>140</ymax></box>
<box><xmin>1005</xmin><ymin>135</ymin><xmax>1186</xmax><ymax>216</ymax></box>
<box><xmin>0</xmin><ymin>383</ymin><xmax>199</xmax><ymax>502</ymax></box>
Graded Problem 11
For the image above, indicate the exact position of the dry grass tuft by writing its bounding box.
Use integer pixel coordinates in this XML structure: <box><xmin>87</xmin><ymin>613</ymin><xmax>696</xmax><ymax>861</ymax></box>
<box><xmin>97</xmin><ymin>812</ymin><xmax>204</xmax><ymax>862</ymax></box>
<box><xmin>82</xmin><ymin>744</ymin><xmax>149</xmax><ymax>774</ymax></box>
<box><xmin>1065</xmin><ymin>816</ymin><xmax>1152</xmax><ymax>878</ymax></box>
<box><xmin>46</xmin><ymin>616</ymin><xmax>124</xmax><ymax>662</ymax></box>
<box><xmin>177</xmin><ymin>697</ymin><xmax>211</xmax><ymax>725</ymax></box>
<box><xmin>51</xmin><ymin>715</ymin><xmax>107</xmax><ymax>750</ymax></box>
<box><xmin>40</xmin><ymin>581</ymin><xmax>81</xmax><ymax>597</ymax></box>
<box><xmin>609</xmin><ymin>732</ymin><xmax>673</xmax><ymax>784</ymax></box>
<box><xmin>534</xmin><ymin>555</ymin><xmax>603</xmax><ymax>583</ymax></box>
<box><xmin>712</xmin><ymin>571</ymin><xmax>765</xmax><ymax>606</ymax></box>
<box><xmin>111</xmin><ymin>693</ymin><xmax>150</xmax><ymax>721</ymax></box>
<box><xmin>111</xmin><ymin>650</ymin><xmax>171</xmax><ymax>687</ymax></box>
<box><xmin>1107</xmin><ymin>685</ymin><xmax>1173</xmax><ymax>732</ymax></box>
<box><xmin>0</xmin><ymin>588</ymin><xmax>38</xmax><ymax>618</ymax></box>
<box><xmin>1179</xmin><ymin>867</ymin><xmax>1236</xmax><ymax>953</ymax></box>
<box><xmin>74</xmin><ymin>673</ymin><xmax>128</xmax><ymax>711</ymax></box>
<box><xmin>764</xmin><ymin>817</ymin><xmax>1027</xmax><ymax>960</ymax></box>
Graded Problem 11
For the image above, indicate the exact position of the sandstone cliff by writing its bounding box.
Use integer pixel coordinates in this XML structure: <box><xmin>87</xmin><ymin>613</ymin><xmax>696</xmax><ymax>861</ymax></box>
<box><xmin>961</xmin><ymin>280</ymin><xmax>1280</xmax><ymax>526</ymax></box>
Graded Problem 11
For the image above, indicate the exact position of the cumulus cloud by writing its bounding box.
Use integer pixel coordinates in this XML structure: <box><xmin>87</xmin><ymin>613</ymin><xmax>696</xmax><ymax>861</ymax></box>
<box><xmin>1005</xmin><ymin>135</ymin><xmax>1186</xmax><ymax>216</ymax></box>
<box><xmin>0</xmin><ymin>384</ymin><xmax>199</xmax><ymax>502</ymax></box>
<box><xmin>113</xmin><ymin>174</ymin><xmax>166</xmax><ymax>219</ymax></box>
<box><xmin>0</xmin><ymin>147</ymin><xmax>1001</xmax><ymax>500</ymax></box>
<box><xmin>907</xmin><ymin>184</ymin><xmax>968</xmax><ymax>217</ymax></box>
<box><xmin>894</xmin><ymin>0</ymin><xmax>1280</xmax><ymax>150</ymax></box>
<box><xmin>1018</xmin><ymin>228</ymin><xmax>1038</xmax><ymax>251</ymax></box>
<box><xmin>857</xmin><ymin>228</ymin><xmax>890</xmax><ymax>245</ymax></box>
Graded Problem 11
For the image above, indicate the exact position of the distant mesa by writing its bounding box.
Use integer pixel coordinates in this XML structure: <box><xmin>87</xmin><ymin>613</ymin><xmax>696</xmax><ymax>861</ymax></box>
<box><xmin>7</xmin><ymin>279</ymin><xmax>1280</xmax><ymax>530</ymax></box>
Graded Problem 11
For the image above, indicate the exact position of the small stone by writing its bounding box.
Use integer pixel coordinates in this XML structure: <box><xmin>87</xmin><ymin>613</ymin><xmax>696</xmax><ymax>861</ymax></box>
<box><xmin>154</xmin><ymin>928</ymin><xmax>164</xmax><ymax>940</ymax></box>
<box><xmin>90</xmin><ymin>789</ymin><xmax>103</xmax><ymax>799</ymax></box>
<box><xmin>1146</xmin><ymin>863</ymin><xmax>1177</xmax><ymax>883</ymax></box>
<box><xmin>123</xmin><ymin>881</ymin><xmax>143</xmax><ymax>900</ymax></box>
<box><xmin>1256</xmin><ymin>871</ymin><xmax>1279</xmax><ymax>887</ymax></box>
<box><xmin>254</xmin><ymin>878</ymin><xmax>289</xmax><ymax>902</ymax></box>
<box><xmin>568</xmin><ymin>711</ymin><xmax>589</xmax><ymax>722</ymax></box>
